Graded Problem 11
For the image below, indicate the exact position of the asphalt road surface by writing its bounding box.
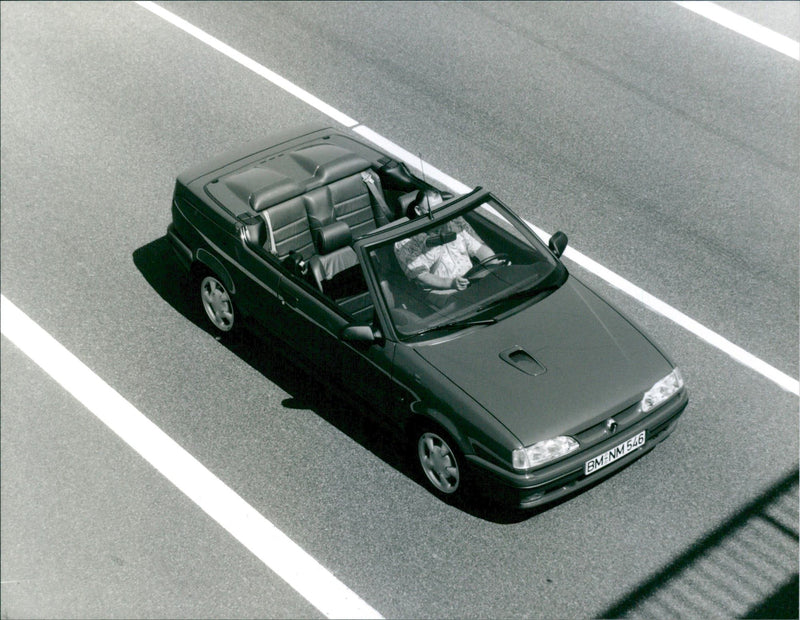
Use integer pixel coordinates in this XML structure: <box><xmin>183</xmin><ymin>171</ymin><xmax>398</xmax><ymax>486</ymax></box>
<box><xmin>2</xmin><ymin>2</ymin><xmax>798</xmax><ymax>618</ymax></box>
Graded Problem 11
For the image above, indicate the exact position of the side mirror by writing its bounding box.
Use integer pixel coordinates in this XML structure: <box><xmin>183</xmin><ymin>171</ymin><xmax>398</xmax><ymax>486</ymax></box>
<box><xmin>548</xmin><ymin>231</ymin><xmax>568</xmax><ymax>258</ymax></box>
<box><xmin>341</xmin><ymin>324</ymin><xmax>379</xmax><ymax>343</ymax></box>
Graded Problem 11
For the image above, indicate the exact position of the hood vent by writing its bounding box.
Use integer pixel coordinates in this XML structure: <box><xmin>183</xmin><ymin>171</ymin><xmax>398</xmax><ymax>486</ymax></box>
<box><xmin>500</xmin><ymin>346</ymin><xmax>546</xmax><ymax>376</ymax></box>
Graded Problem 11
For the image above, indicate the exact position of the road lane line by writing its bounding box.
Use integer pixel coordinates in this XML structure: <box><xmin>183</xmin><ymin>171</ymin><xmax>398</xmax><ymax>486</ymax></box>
<box><xmin>556</xmin><ymin>246</ymin><xmax>800</xmax><ymax>396</ymax></box>
<box><xmin>352</xmin><ymin>125</ymin><xmax>472</xmax><ymax>195</ymax></box>
<box><xmin>136</xmin><ymin>1</ymin><xmax>358</xmax><ymax>128</ymax></box>
<box><xmin>134</xmin><ymin>2</ymin><xmax>798</xmax><ymax>395</ymax></box>
<box><xmin>0</xmin><ymin>295</ymin><xmax>383</xmax><ymax>620</ymax></box>
<box><xmin>674</xmin><ymin>1</ymin><xmax>800</xmax><ymax>61</ymax></box>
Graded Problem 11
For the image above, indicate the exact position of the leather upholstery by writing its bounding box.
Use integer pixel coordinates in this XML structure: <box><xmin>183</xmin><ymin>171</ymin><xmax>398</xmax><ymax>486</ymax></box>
<box><xmin>242</xmin><ymin>216</ymin><xmax>267</xmax><ymax>247</ymax></box>
<box><xmin>262</xmin><ymin>196</ymin><xmax>315</xmax><ymax>259</ymax></box>
<box><xmin>316</xmin><ymin>221</ymin><xmax>352</xmax><ymax>255</ymax></box>
<box><xmin>243</xmin><ymin>167</ymin><xmax>303</xmax><ymax>212</ymax></box>
<box><xmin>303</xmin><ymin>187</ymin><xmax>335</xmax><ymax>240</ymax></box>
<box><xmin>328</xmin><ymin>173</ymin><xmax>377</xmax><ymax>238</ymax></box>
<box><xmin>289</xmin><ymin>144</ymin><xmax>371</xmax><ymax>185</ymax></box>
<box><xmin>304</xmin><ymin>170</ymin><xmax>386</xmax><ymax>253</ymax></box>
<box><xmin>257</xmin><ymin>165</ymin><xmax>390</xmax><ymax>322</ymax></box>
<box><xmin>308</xmin><ymin>246</ymin><xmax>359</xmax><ymax>284</ymax></box>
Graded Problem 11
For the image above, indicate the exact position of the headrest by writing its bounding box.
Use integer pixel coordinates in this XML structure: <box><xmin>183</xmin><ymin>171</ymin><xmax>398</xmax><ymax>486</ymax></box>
<box><xmin>316</xmin><ymin>220</ymin><xmax>352</xmax><ymax>255</ymax></box>
<box><xmin>398</xmin><ymin>190</ymin><xmax>421</xmax><ymax>219</ymax></box>
<box><xmin>407</xmin><ymin>189</ymin><xmax>443</xmax><ymax>219</ymax></box>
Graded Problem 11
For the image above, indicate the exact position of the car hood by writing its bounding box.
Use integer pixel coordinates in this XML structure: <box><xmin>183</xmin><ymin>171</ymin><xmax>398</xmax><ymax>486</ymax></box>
<box><xmin>411</xmin><ymin>279</ymin><xmax>673</xmax><ymax>446</ymax></box>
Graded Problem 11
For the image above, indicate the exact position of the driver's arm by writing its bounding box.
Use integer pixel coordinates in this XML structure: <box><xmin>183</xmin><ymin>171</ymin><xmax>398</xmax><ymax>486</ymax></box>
<box><xmin>475</xmin><ymin>243</ymin><xmax>494</xmax><ymax>262</ymax></box>
<box><xmin>416</xmin><ymin>270</ymin><xmax>468</xmax><ymax>291</ymax></box>
<box><xmin>461</xmin><ymin>227</ymin><xmax>493</xmax><ymax>263</ymax></box>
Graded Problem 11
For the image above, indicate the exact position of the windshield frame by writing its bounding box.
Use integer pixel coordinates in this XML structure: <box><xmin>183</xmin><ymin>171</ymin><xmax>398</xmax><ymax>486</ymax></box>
<box><xmin>355</xmin><ymin>188</ymin><xmax>568</xmax><ymax>342</ymax></box>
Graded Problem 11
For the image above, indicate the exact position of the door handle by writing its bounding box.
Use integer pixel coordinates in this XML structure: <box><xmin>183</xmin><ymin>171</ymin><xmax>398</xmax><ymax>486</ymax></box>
<box><xmin>278</xmin><ymin>290</ymin><xmax>299</xmax><ymax>307</ymax></box>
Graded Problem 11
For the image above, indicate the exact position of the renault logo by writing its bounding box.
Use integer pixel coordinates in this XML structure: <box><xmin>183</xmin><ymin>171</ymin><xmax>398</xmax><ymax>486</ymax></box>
<box><xmin>605</xmin><ymin>418</ymin><xmax>618</xmax><ymax>434</ymax></box>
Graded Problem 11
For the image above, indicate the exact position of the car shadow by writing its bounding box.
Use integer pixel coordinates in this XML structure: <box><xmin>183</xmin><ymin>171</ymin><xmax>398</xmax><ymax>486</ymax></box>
<box><xmin>133</xmin><ymin>236</ymin><xmax>634</xmax><ymax>525</ymax></box>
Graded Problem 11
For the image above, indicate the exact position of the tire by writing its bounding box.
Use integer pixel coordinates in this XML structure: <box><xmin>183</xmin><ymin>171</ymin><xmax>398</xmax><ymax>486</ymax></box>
<box><xmin>198</xmin><ymin>271</ymin><xmax>236</xmax><ymax>334</ymax></box>
<box><xmin>416</xmin><ymin>426</ymin><xmax>465</xmax><ymax>500</ymax></box>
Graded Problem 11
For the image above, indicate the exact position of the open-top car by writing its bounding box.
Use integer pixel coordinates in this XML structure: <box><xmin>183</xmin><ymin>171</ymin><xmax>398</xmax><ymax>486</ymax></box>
<box><xmin>167</xmin><ymin>124</ymin><xmax>688</xmax><ymax>508</ymax></box>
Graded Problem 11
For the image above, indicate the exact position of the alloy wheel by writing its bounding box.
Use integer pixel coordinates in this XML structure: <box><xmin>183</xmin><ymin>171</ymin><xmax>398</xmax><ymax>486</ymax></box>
<box><xmin>200</xmin><ymin>275</ymin><xmax>234</xmax><ymax>332</ymax></box>
<box><xmin>418</xmin><ymin>431</ymin><xmax>460</xmax><ymax>494</ymax></box>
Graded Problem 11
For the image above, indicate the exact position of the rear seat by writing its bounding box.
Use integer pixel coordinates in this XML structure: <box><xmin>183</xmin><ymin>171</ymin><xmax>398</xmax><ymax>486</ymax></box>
<box><xmin>260</xmin><ymin>196</ymin><xmax>315</xmax><ymax>260</ymax></box>
<box><xmin>256</xmin><ymin>159</ymin><xmax>387</xmax><ymax>321</ymax></box>
<box><xmin>259</xmin><ymin>168</ymin><xmax>387</xmax><ymax>255</ymax></box>
<box><xmin>328</xmin><ymin>172</ymin><xmax>381</xmax><ymax>237</ymax></box>
<box><xmin>303</xmin><ymin>170</ymin><xmax>387</xmax><ymax>245</ymax></box>
<box><xmin>301</xmin><ymin>167</ymin><xmax>389</xmax><ymax>286</ymax></box>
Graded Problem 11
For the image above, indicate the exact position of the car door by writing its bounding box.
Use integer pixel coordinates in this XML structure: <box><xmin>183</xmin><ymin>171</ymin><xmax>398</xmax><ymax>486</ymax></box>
<box><xmin>276</xmin><ymin>270</ymin><xmax>411</xmax><ymax>424</ymax></box>
<box><xmin>231</xmin><ymin>231</ymin><xmax>291</xmax><ymax>345</ymax></box>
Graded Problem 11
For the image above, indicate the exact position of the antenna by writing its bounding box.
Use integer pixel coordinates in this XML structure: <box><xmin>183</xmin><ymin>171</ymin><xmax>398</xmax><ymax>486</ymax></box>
<box><xmin>419</xmin><ymin>153</ymin><xmax>434</xmax><ymax>220</ymax></box>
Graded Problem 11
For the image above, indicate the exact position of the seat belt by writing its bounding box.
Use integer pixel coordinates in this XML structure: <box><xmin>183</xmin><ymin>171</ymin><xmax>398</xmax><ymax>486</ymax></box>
<box><xmin>361</xmin><ymin>171</ymin><xmax>391</xmax><ymax>227</ymax></box>
<box><xmin>261</xmin><ymin>210</ymin><xmax>278</xmax><ymax>254</ymax></box>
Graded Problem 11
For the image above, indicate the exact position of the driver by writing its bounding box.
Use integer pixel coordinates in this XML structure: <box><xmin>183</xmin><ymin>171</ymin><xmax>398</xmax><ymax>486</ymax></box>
<box><xmin>394</xmin><ymin>190</ymin><xmax>495</xmax><ymax>296</ymax></box>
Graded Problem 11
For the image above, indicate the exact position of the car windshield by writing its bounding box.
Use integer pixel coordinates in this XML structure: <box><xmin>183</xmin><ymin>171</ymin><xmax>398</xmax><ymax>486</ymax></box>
<box><xmin>367</xmin><ymin>196</ymin><xmax>567</xmax><ymax>339</ymax></box>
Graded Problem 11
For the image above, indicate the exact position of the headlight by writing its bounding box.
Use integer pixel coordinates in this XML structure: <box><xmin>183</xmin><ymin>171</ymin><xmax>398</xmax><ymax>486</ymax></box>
<box><xmin>512</xmin><ymin>436</ymin><xmax>579</xmax><ymax>470</ymax></box>
<box><xmin>641</xmin><ymin>368</ymin><xmax>684</xmax><ymax>413</ymax></box>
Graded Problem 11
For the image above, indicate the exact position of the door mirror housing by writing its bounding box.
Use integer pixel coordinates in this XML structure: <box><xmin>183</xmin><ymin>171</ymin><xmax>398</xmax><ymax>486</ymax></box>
<box><xmin>548</xmin><ymin>231</ymin><xmax>568</xmax><ymax>258</ymax></box>
<box><xmin>341</xmin><ymin>324</ymin><xmax>378</xmax><ymax>343</ymax></box>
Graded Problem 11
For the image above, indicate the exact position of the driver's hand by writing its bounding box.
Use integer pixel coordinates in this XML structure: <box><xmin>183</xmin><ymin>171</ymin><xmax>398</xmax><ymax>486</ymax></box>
<box><xmin>452</xmin><ymin>276</ymin><xmax>470</xmax><ymax>290</ymax></box>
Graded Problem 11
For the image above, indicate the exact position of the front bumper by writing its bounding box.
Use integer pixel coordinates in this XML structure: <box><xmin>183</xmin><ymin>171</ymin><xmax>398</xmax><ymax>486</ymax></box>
<box><xmin>467</xmin><ymin>389</ymin><xmax>689</xmax><ymax>509</ymax></box>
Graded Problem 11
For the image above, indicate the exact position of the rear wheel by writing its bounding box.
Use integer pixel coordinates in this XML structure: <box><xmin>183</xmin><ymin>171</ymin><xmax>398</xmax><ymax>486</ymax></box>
<box><xmin>417</xmin><ymin>428</ymin><xmax>463</xmax><ymax>498</ymax></box>
<box><xmin>199</xmin><ymin>273</ymin><xmax>235</xmax><ymax>334</ymax></box>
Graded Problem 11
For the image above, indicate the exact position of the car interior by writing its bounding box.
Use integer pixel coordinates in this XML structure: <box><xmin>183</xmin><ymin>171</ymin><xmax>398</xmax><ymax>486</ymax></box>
<box><xmin>236</xmin><ymin>140</ymin><xmax>551</xmax><ymax>332</ymax></box>
<box><xmin>239</xmin><ymin>147</ymin><xmax>426</xmax><ymax>325</ymax></box>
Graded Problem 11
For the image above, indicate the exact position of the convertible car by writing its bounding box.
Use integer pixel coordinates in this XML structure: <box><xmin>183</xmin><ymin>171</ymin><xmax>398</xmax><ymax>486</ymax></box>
<box><xmin>167</xmin><ymin>124</ymin><xmax>688</xmax><ymax>508</ymax></box>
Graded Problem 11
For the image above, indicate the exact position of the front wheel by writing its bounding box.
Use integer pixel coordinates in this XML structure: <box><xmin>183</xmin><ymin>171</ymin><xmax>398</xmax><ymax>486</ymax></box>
<box><xmin>417</xmin><ymin>428</ymin><xmax>464</xmax><ymax>498</ymax></box>
<box><xmin>199</xmin><ymin>273</ymin><xmax>235</xmax><ymax>334</ymax></box>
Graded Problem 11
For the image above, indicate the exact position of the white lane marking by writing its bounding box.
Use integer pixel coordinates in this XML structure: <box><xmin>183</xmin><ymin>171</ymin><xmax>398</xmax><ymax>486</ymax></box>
<box><xmin>352</xmin><ymin>125</ymin><xmax>472</xmax><ymax>195</ymax></box>
<box><xmin>557</xmin><ymin>247</ymin><xmax>800</xmax><ymax>396</ymax></box>
<box><xmin>136</xmin><ymin>1</ymin><xmax>799</xmax><ymax>396</ymax></box>
<box><xmin>674</xmin><ymin>1</ymin><xmax>800</xmax><ymax>60</ymax></box>
<box><xmin>0</xmin><ymin>295</ymin><xmax>383</xmax><ymax>620</ymax></box>
<box><xmin>136</xmin><ymin>1</ymin><xmax>359</xmax><ymax>128</ymax></box>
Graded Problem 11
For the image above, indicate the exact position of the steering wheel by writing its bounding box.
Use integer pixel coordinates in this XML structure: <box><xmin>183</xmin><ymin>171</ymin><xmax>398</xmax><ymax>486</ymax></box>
<box><xmin>464</xmin><ymin>253</ymin><xmax>511</xmax><ymax>279</ymax></box>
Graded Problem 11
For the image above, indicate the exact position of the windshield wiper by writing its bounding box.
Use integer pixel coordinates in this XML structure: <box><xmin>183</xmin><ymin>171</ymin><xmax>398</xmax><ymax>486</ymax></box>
<box><xmin>411</xmin><ymin>317</ymin><xmax>497</xmax><ymax>337</ymax></box>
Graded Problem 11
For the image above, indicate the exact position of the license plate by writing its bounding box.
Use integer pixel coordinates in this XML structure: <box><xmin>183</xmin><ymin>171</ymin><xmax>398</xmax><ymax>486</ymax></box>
<box><xmin>585</xmin><ymin>431</ymin><xmax>646</xmax><ymax>476</ymax></box>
